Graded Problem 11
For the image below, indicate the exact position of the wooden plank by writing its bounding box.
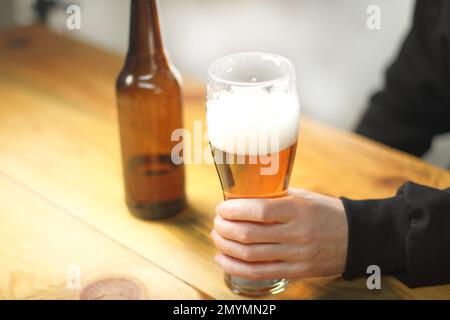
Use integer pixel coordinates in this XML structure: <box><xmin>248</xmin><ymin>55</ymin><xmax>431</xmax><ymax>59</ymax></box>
<box><xmin>0</xmin><ymin>26</ymin><xmax>449</xmax><ymax>299</ymax></box>
<box><xmin>0</xmin><ymin>174</ymin><xmax>205</xmax><ymax>300</ymax></box>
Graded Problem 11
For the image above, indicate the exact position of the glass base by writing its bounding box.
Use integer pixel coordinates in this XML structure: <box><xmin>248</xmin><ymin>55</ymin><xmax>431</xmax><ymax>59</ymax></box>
<box><xmin>127</xmin><ymin>198</ymin><xmax>185</xmax><ymax>220</ymax></box>
<box><xmin>225</xmin><ymin>274</ymin><xmax>288</xmax><ymax>297</ymax></box>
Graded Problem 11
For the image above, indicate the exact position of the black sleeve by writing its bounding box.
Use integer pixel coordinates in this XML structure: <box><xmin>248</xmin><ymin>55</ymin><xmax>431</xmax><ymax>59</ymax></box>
<box><xmin>356</xmin><ymin>0</ymin><xmax>450</xmax><ymax>157</ymax></box>
<box><xmin>341</xmin><ymin>182</ymin><xmax>450</xmax><ymax>288</ymax></box>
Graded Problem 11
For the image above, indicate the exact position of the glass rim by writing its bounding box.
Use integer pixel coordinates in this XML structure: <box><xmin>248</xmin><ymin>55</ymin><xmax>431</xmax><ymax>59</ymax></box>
<box><xmin>207</xmin><ymin>52</ymin><xmax>295</xmax><ymax>87</ymax></box>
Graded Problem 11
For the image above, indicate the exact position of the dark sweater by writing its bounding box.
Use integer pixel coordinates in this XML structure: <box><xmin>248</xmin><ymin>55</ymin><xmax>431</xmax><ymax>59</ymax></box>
<box><xmin>343</xmin><ymin>0</ymin><xmax>450</xmax><ymax>287</ymax></box>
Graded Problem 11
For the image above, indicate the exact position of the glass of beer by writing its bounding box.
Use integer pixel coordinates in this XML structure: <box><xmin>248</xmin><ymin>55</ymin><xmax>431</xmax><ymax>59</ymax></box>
<box><xmin>206</xmin><ymin>52</ymin><xmax>300</xmax><ymax>296</ymax></box>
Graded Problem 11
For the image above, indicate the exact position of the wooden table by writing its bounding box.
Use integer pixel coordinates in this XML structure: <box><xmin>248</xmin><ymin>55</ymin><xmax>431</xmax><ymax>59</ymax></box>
<box><xmin>0</xmin><ymin>26</ymin><xmax>449</xmax><ymax>300</ymax></box>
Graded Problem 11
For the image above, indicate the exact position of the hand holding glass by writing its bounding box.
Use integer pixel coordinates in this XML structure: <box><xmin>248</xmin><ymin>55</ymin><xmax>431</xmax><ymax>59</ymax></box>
<box><xmin>206</xmin><ymin>52</ymin><xmax>301</xmax><ymax>296</ymax></box>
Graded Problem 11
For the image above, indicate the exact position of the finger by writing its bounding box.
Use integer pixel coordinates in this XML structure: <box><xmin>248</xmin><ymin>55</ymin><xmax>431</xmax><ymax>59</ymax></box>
<box><xmin>214</xmin><ymin>253</ymin><xmax>311</xmax><ymax>280</ymax></box>
<box><xmin>288</xmin><ymin>188</ymin><xmax>333</xmax><ymax>200</ymax></box>
<box><xmin>211</xmin><ymin>230</ymin><xmax>312</xmax><ymax>262</ymax></box>
<box><xmin>214</xmin><ymin>215</ymin><xmax>287</xmax><ymax>244</ymax></box>
<box><xmin>288</xmin><ymin>188</ymin><xmax>322</xmax><ymax>201</ymax></box>
<box><xmin>211</xmin><ymin>230</ymin><xmax>295</xmax><ymax>262</ymax></box>
<box><xmin>215</xmin><ymin>196</ymin><xmax>299</xmax><ymax>223</ymax></box>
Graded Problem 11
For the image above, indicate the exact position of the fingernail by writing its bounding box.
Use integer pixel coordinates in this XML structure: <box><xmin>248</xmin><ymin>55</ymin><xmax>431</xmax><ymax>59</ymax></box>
<box><xmin>215</xmin><ymin>202</ymin><xmax>226</xmax><ymax>215</ymax></box>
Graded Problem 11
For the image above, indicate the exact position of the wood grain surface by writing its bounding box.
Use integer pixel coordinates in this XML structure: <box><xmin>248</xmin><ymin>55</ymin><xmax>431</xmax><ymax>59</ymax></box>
<box><xmin>0</xmin><ymin>26</ymin><xmax>449</xmax><ymax>300</ymax></box>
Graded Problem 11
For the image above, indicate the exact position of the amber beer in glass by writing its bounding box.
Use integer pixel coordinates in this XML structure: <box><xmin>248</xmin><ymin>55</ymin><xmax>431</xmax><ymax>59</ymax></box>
<box><xmin>207</xmin><ymin>52</ymin><xmax>300</xmax><ymax>296</ymax></box>
<box><xmin>116</xmin><ymin>0</ymin><xmax>185</xmax><ymax>219</ymax></box>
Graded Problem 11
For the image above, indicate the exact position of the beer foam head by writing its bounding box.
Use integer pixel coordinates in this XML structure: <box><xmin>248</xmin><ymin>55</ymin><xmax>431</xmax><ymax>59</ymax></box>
<box><xmin>206</xmin><ymin>86</ymin><xmax>300</xmax><ymax>156</ymax></box>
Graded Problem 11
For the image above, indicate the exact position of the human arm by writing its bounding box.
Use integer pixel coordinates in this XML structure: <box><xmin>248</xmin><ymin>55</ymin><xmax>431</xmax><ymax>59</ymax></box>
<box><xmin>212</xmin><ymin>182</ymin><xmax>450</xmax><ymax>287</ymax></box>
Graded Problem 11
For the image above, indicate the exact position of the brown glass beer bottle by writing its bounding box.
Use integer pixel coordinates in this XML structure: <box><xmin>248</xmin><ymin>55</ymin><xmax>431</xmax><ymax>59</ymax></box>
<box><xmin>116</xmin><ymin>0</ymin><xmax>185</xmax><ymax>219</ymax></box>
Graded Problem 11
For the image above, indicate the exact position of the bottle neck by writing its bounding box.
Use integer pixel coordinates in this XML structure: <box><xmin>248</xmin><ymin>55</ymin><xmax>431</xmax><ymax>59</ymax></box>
<box><xmin>126</xmin><ymin>0</ymin><xmax>168</xmax><ymax>68</ymax></box>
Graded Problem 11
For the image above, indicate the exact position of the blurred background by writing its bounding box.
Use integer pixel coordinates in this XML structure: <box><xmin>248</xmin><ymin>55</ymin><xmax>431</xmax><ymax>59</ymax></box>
<box><xmin>0</xmin><ymin>0</ymin><xmax>449</xmax><ymax>167</ymax></box>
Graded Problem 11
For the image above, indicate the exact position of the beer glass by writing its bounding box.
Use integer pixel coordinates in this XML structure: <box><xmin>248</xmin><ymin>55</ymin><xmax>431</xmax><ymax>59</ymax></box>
<box><xmin>206</xmin><ymin>52</ymin><xmax>300</xmax><ymax>296</ymax></box>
